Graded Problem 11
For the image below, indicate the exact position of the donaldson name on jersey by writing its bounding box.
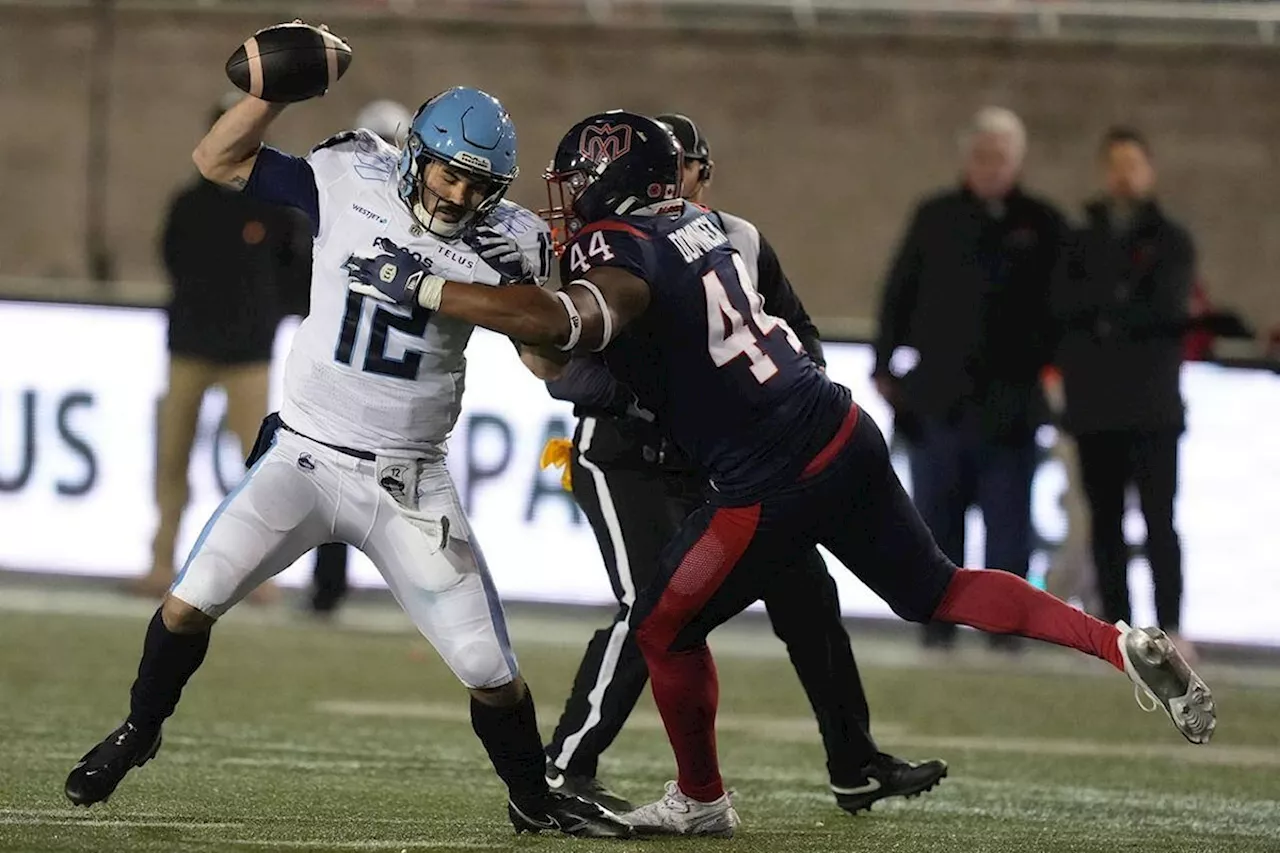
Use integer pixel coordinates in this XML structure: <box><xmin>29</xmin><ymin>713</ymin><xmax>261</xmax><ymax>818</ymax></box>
<box><xmin>560</xmin><ymin>201</ymin><xmax>850</xmax><ymax>504</ymax></box>
<box><xmin>243</xmin><ymin>129</ymin><xmax>550</xmax><ymax>456</ymax></box>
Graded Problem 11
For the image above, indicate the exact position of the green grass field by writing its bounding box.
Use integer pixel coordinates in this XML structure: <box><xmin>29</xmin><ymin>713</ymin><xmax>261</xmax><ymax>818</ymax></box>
<box><xmin>2</xmin><ymin>584</ymin><xmax>1278</xmax><ymax>853</ymax></box>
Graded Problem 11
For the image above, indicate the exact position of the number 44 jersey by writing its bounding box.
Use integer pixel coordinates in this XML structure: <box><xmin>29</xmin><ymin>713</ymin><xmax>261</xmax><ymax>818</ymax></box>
<box><xmin>249</xmin><ymin>130</ymin><xmax>552</xmax><ymax>457</ymax></box>
<box><xmin>561</xmin><ymin>201</ymin><xmax>851</xmax><ymax>504</ymax></box>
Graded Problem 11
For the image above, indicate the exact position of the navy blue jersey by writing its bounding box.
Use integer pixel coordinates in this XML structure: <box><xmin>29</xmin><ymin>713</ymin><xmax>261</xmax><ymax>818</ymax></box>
<box><xmin>561</xmin><ymin>202</ymin><xmax>850</xmax><ymax>503</ymax></box>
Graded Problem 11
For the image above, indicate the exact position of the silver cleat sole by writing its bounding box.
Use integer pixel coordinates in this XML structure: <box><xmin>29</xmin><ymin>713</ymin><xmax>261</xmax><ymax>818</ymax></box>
<box><xmin>1118</xmin><ymin>621</ymin><xmax>1216</xmax><ymax>745</ymax></box>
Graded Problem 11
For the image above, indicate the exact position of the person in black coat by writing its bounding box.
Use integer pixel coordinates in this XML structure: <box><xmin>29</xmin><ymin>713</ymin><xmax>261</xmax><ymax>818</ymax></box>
<box><xmin>1052</xmin><ymin>127</ymin><xmax>1195</xmax><ymax>652</ymax></box>
<box><xmin>874</xmin><ymin>107</ymin><xmax>1066</xmax><ymax>650</ymax></box>
<box><xmin>133</xmin><ymin>93</ymin><xmax>310</xmax><ymax>600</ymax></box>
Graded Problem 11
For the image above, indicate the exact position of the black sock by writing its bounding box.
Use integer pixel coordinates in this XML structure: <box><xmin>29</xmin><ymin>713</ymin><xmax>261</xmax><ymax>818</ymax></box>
<box><xmin>127</xmin><ymin>608</ymin><xmax>211</xmax><ymax>731</ymax></box>
<box><xmin>470</xmin><ymin>686</ymin><xmax>548</xmax><ymax>804</ymax></box>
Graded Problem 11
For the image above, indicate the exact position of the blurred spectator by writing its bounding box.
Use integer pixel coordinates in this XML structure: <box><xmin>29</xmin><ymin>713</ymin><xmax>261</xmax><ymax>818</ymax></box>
<box><xmin>355</xmin><ymin>99</ymin><xmax>413</xmax><ymax>145</ymax></box>
<box><xmin>132</xmin><ymin>93</ymin><xmax>310</xmax><ymax>600</ymax></box>
<box><xmin>308</xmin><ymin>99</ymin><xmax>413</xmax><ymax>617</ymax></box>
<box><xmin>1041</xmin><ymin>366</ymin><xmax>1100</xmax><ymax>615</ymax></box>
<box><xmin>874</xmin><ymin>106</ymin><xmax>1065</xmax><ymax>651</ymax></box>
<box><xmin>1181</xmin><ymin>278</ymin><xmax>1253</xmax><ymax>361</ymax></box>
<box><xmin>1183</xmin><ymin>279</ymin><xmax>1214</xmax><ymax>361</ymax></box>
<box><xmin>1052</xmin><ymin>126</ymin><xmax>1194</xmax><ymax>652</ymax></box>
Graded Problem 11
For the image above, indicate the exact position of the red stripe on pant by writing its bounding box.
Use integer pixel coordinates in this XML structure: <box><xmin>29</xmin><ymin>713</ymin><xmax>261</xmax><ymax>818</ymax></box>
<box><xmin>634</xmin><ymin>504</ymin><xmax>761</xmax><ymax>803</ymax></box>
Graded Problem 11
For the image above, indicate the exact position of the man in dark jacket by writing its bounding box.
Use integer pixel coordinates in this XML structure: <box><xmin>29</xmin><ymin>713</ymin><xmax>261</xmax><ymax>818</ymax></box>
<box><xmin>874</xmin><ymin>107</ymin><xmax>1065</xmax><ymax>650</ymax></box>
<box><xmin>1053</xmin><ymin>127</ymin><xmax>1195</xmax><ymax>652</ymax></box>
<box><xmin>132</xmin><ymin>94</ymin><xmax>310</xmax><ymax>599</ymax></box>
<box><xmin>539</xmin><ymin>112</ymin><xmax>947</xmax><ymax>817</ymax></box>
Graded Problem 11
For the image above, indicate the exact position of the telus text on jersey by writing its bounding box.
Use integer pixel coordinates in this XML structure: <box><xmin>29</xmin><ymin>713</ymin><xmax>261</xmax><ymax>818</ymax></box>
<box><xmin>668</xmin><ymin>216</ymin><xmax>728</xmax><ymax>263</ymax></box>
<box><xmin>436</xmin><ymin>244</ymin><xmax>477</xmax><ymax>271</ymax></box>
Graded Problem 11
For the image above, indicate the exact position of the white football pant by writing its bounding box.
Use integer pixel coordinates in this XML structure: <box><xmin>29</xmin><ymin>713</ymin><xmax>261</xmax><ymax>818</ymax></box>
<box><xmin>170</xmin><ymin>428</ymin><xmax>518</xmax><ymax>689</ymax></box>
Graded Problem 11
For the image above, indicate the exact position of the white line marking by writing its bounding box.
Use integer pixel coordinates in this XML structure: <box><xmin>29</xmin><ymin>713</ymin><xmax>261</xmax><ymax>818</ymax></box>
<box><xmin>4</xmin><ymin>585</ymin><xmax>1280</xmax><ymax>689</ymax></box>
<box><xmin>883</xmin><ymin>733</ymin><xmax>1280</xmax><ymax>768</ymax></box>
<box><xmin>0</xmin><ymin>816</ymin><xmax>243</xmax><ymax>829</ymax></box>
<box><xmin>313</xmin><ymin>699</ymin><xmax>910</xmax><ymax>740</ymax></box>
<box><xmin>315</xmin><ymin>699</ymin><xmax>1280</xmax><ymax>768</ymax></box>
<box><xmin>215</xmin><ymin>841</ymin><xmax>503</xmax><ymax>850</ymax></box>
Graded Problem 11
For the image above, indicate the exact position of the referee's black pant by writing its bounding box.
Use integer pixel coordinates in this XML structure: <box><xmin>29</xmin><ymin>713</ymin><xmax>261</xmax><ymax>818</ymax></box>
<box><xmin>1075</xmin><ymin>428</ymin><xmax>1183</xmax><ymax>631</ymax></box>
<box><xmin>545</xmin><ymin>413</ymin><xmax>880</xmax><ymax>787</ymax></box>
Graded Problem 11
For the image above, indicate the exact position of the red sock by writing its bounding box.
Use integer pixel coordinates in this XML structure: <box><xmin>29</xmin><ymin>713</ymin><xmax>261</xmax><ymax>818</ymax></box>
<box><xmin>933</xmin><ymin>569</ymin><xmax>1125</xmax><ymax>672</ymax></box>
<box><xmin>640</xmin><ymin>642</ymin><xmax>725</xmax><ymax>803</ymax></box>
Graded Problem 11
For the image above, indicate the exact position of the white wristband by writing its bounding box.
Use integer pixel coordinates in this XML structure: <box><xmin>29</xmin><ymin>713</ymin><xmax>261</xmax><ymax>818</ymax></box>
<box><xmin>415</xmin><ymin>274</ymin><xmax>447</xmax><ymax>311</ymax></box>
<box><xmin>570</xmin><ymin>279</ymin><xmax>613</xmax><ymax>351</ymax></box>
<box><xmin>554</xmin><ymin>290</ymin><xmax>582</xmax><ymax>351</ymax></box>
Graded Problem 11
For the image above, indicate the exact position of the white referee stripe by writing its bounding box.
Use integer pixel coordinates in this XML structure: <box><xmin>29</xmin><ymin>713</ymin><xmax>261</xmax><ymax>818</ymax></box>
<box><xmin>551</xmin><ymin>418</ymin><xmax>635</xmax><ymax>771</ymax></box>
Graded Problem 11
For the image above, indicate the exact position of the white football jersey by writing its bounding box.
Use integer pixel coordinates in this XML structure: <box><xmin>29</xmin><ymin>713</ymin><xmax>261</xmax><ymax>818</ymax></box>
<box><xmin>278</xmin><ymin>130</ymin><xmax>549</xmax><ymax>456</ymax></box>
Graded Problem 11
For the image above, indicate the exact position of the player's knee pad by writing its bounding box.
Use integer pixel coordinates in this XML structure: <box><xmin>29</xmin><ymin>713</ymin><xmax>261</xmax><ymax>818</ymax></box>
<box><xmin>161</xmin><ymin>594</ymin><xmax>215</xmax><ymax>633</ymax></box>
<box><xmin>448</xmin><ymin>640</ymin><xmax>512</xmax><ymax>689</ymax></box>
<box><xmin>888</xmin><ymin>579</ymin><xmax>955</xmax><ymax>624</ymax></box>
<box><xmin>172</xmin><ymin>520</ymin><xmax>270</xmax><ymax>617</ymax></box>
<box><xmin>887</xmin><ymin>600</ymin><xmax>935</xmax><ymax>624</ymax></box>
<box><xmin>633</xmin><ymin>617</ymin><xmax>667</xmax><ymax>657</ymax></box>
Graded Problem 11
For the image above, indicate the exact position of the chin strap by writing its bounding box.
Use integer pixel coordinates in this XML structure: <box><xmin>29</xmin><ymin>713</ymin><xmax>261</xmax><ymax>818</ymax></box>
<box><xmin>411</xmin><ymin>197</ymin><xmax>470</xmax><ymax>238</ymax></box>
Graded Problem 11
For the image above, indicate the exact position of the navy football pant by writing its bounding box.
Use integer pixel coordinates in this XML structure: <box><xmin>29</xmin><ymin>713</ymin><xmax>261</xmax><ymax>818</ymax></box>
<box><xmin>633</xmin><ymin>406</ymin><xmax>956</xmax><ymax>657</ymax></box>
<box><xmin>632</xmin><ymin>405</ymin><xmax>1124</xmax><ymax>802</ymax></box>
<box><xmin>547</xmin><ymin>413</ymin><xmax>878</xmax><ymax>788</ymax></box>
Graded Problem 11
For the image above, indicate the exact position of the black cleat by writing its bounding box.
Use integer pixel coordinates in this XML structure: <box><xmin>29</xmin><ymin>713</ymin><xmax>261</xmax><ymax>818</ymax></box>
<box><xmin>508</xmin><ymin>790</ymin><xmax>634</xmax><ymax>838</ymax></box>
<box><xmin>64</xmin><ymin>721</ymin><xmax>163</xmax><ymax>807</ymax></box>
<box><xmin>546</xmin><ymin>761</ymin><xmax>634</xmax><ymax>814</ymax></box>
<box><xmin>833</xmin><ymin>752</ymin><xmax>948</xmax><ymax>814</ymax></box>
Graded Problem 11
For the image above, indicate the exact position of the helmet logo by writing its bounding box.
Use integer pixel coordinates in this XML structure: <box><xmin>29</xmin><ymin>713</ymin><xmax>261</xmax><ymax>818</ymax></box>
<box><xmin>579</xmin><ymin>123</ymin><xmax>632</xmax><ymax>163</ymax></box>
<box><xmin>647</xmin><ymin>182</ymin><xmax>679</xmax><ymax>200</ymax></box>
<box><xmin>454</xmin><ymin>150</ymin><xmax>493</xmax><ymax>173</ymax></box>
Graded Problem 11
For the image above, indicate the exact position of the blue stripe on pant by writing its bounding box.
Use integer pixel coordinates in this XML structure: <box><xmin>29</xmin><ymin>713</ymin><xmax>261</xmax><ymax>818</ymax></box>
<box><xmin>169</xmin><ymin>434</ymin><xmax>277</xmax><ymax>593</ymax></box>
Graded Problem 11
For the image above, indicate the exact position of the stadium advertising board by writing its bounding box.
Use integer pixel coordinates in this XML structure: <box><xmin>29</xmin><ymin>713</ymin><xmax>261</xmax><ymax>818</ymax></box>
<box><xmin>1</xmin><ymin>301</ymin><xmax>1277</xmax><ymax>645</ymax></box>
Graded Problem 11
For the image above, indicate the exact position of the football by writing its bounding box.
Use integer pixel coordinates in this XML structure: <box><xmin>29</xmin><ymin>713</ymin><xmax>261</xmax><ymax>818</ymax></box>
<box><xmin>225</xmin><ymin>22</ymin><xmax>352</xmax><ymax>104</ymax></box>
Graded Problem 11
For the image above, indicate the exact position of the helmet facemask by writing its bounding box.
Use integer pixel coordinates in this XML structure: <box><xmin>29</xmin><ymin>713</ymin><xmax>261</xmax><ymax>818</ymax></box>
<box><xmin>539</xmin><ymin>167</ymin><xmax>594</xmax><ymax>255</ymax></box>
<box><xmin>398</xmin><ymin>132</ymin><xmax>513</xmax><ymax>238</ymax></box>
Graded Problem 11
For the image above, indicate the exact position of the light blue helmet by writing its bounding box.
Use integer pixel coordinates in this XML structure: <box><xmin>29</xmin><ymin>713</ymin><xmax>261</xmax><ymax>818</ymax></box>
<box><xmin>397</xmin><ymin>86</ymin><xmax>519</xmax><ymax>237</ymax></box>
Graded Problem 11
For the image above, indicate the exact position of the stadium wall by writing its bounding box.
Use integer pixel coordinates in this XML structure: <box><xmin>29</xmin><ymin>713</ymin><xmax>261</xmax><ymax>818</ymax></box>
<box><xmin>1</xmin><ymin>6</ymin><xmax>1278</xmax><ymax>328</ymax></box>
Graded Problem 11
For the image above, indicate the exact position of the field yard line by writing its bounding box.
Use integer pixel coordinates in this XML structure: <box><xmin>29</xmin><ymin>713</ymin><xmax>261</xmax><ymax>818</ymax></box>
<box><xmin>884</xmin><ymin>733</ymin><xmax>1280</xmax><ymax>767</ymax></box>
<box><xmin>213</xmin><ymin>842</ymin><xmax>504</xmax><ymax>850</ymax></box>
<box><xmin>6</xmin><ymin>585</ymin><xmax>1280</xmax><ymax>689</ymax></box>
<box><xmin>313</xmin><ymin>698</ymin><xmax>908</xmax><ymax>739</ymax></box>
<box><xmin>0</xmin><ymin>816</ymin><xmax>243</xmax><ymax>829</ymax></box>
<box><xmin>314</xmin><ymin>699</ymin><xmax>1280</xmax><ymax>768</ymax></box>
<box><xmin>0</xmin><ymin>808</ymin><xmax>176</xmax><ymax>818</ymax></box>
<box><xmin>956</xmin><ymin>777</ymin><xmax>1280</xmax><ymax>813</ymax></box>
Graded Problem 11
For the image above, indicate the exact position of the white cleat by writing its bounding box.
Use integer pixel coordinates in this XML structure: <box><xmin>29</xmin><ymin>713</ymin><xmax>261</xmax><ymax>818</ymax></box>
<box><xmin>1117</xmin><ymin>621</ymin><xmax>1216</xmax><ymax>745</ymax></box>
<box><xmin>622</xmin><ymin>780</ymin><xmax>741</xmax><ymax>838</ymax></box>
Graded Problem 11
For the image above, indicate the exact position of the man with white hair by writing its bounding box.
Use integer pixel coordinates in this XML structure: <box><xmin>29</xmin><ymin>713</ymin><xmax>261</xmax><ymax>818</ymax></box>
<box><xmin>356</xmin><ymin>99</ymin><xmax>412</xmax><ymax>145</ymax></box>
<box><xmin>873</xmin><ymin>106</ymin><xmax>1066</xmax><ymax>651</ymax></box>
